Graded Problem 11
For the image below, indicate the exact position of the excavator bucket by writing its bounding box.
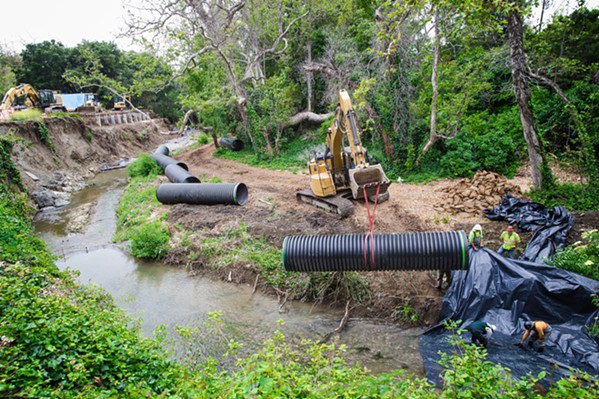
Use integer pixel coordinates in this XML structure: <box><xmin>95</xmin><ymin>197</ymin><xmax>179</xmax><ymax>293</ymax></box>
<box><xmin>349</xmin><ymin>164</ymin><xmax>391</xmax><ymax>200</ymax></box>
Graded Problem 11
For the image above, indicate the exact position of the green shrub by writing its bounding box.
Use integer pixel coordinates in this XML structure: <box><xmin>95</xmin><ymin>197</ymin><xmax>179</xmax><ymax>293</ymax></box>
<box><xmin>440</xmin><ymin>139</ymin><xmax>479</xmax><ymax>177</ymax></box>
<box><xmin>197</xmin><ymin>134</ymin><xmax>211</xmax><ymax>145</ymax></box>
<box><xmin>548</xmin><ymin>229</ymin><xmax>599</xmax><ymax>281</ymax></box>
<box><xmin>126</xmin><ymin>154</ymin><xmax>162</xmax><ymax>178</ymax></box>
<box><xmin>130</xmin><ymin>221</ymin><xmax>170</xmax><ymax>260</ymax></box>
<box><xmin>530</xmin><ymin>183</ymin><xmax>599</xmax><ymax>211</ymax></box>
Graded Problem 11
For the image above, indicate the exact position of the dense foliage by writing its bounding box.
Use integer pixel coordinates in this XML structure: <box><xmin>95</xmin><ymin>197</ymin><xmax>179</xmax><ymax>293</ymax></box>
<box><xmin>1</xmin><ymin>3</ymin><xmax>597</xmax><ymax>208</ymax></box>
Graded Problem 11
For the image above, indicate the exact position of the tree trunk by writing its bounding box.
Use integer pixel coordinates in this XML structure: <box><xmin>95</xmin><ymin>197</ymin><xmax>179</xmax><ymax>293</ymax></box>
<box><xmin>508</xmin><ymin>6</ymin><xmax>544</xmax><ymax>190</ymax></box>
<box><xmin>307</xmin><ymin>40</ymin><xmax>313</xmax><ymax>112</ymax></box>
<box><xmin>418</xmin><ymin>7</ymin><xmax>440</xmax><ymax>165</ymax></box>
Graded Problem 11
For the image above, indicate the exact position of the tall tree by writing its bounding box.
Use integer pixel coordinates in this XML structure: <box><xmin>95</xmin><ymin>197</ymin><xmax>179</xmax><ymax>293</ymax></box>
<box><xmin>17</xmin><ymin>40</ymin><xmax>72</xmax><ymax>92</ymax></box>
<box><xmin>507</xmin><ymin>1</ymin><xmax>544</xmax><ymax>190</ymax></box>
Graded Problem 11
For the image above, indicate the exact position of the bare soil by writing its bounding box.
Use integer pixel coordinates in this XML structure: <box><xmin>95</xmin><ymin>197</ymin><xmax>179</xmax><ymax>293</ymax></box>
<box><xmin>165</xmin><ymin>143</ymin><xmax>599</xmax><ymax>328</ymax></box>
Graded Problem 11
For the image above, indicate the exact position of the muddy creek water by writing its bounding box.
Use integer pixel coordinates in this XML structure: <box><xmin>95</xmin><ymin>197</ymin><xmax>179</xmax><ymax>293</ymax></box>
<box><xmin>34</xmin><ymin>169</ymin><xmax>425</xmax><ymax>375</ymax></box>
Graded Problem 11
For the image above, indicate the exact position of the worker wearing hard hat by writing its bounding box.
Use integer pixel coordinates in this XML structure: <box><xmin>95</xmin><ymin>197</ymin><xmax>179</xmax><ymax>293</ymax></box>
<box><xmin>517</xmin><ymin>320</ymin><xmax>552</xmax><ymax>353</ymax></box>
<box><xmin>465</xmin><ymin>320</ymin><xmax>496</xmax><ymax>348</ymax></box>
<box><xmin>468</xmin><ymin>224</ymin><xmax>484</xmax><ymax>251</ymax></box>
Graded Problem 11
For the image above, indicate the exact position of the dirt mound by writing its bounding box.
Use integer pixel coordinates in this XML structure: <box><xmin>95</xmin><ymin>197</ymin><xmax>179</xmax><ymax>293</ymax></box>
<box><xmin>437</xmin><ymin>171</ymin><xmax>523</xmax><ymax>215</ymax></box>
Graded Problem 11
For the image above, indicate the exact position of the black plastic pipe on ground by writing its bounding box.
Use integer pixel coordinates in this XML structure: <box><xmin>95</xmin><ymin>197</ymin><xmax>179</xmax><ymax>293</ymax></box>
<box><xmin>150</xmin><ymin>153</ymin><xmax>189</xmax><ymax>171</ymax></box>
<box><xmin>156</xmin><ymin>183</ymin><xmax>249</xmax><ymax>206</ymax></box>
<box><xmin>155</xmin><ymin>144</ymin><xmax>170</xmax><ymax>155</ymax></box>
<box><xmin>164</xmin><ymin>163</ymin><xmax>201</xmax><ymax>184</ymax></box>
<box><xmin>219</xmin><ymin>137</ymin><xmax>244</xmax><ymax>151</ymax></box>
<box><xmin>282</xmin><ymin>231</ymin><xmax>468</xmax><ymax>272</ymax></box>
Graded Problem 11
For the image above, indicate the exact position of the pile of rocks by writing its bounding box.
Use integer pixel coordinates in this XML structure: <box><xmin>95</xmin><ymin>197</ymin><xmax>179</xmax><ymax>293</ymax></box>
<box><xmin>437</xmin><ymin>171</ymin><xmax>523</xmax><ymax>215</ymax></box>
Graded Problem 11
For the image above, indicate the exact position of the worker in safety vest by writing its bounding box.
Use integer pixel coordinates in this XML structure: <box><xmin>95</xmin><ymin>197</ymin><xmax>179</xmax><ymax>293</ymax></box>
<box><xmin>497</xmin><ymin>225</ymin><xmax>521</xmax><ymax>259</ymax></box>
<box><xmin>465</xmin><ymin>320</ymin><xmax>496</xmax><ymax>348</ymax></box>
<box><xmin>468</xmin><ymin>224</ymin><xmax>484</xmax><ymax>251</ymax></box>
<box><xmin>517</xmin><ymin>320</ymin><xmax>552</xmax><ymax>353</ymax></box>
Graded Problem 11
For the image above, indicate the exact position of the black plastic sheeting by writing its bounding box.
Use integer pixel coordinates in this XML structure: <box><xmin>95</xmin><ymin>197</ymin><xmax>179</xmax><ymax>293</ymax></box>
<box><xmin>484</xmin><ymin>194</ymin><xmax>574</xmax><ymax>263</ymax></box>
<box><xmin>421</xmin><ymin>250</ymin><xmax>599</xmax><ymax>387</ymax></box>
<box><xmin>421</xmin><ymin>196</ymin><xmax>598</xmax><ymax>388</ymax></box>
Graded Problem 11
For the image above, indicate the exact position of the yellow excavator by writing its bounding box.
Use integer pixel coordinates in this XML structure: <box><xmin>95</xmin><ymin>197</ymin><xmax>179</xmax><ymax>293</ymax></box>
<box><xmin>0</xmin><ymin>83</ymin><xmax>65</xmax><ymax>120</ymax></box>
<box><xmin>296</xmin><ymin>89</ymin><xmax>391</xmax><ymax>217</ymax></box>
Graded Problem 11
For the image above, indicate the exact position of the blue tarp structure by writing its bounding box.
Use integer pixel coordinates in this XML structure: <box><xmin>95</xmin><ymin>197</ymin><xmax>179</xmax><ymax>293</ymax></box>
<box><xmin>60</xmin><ymin>93</ymin><xmax>87</xmax><ymax>111</ymax></box>
<box><xmin>421</xmin><ymin>196</ymin><xmax>599</xmax><ymax>388</ymax></box>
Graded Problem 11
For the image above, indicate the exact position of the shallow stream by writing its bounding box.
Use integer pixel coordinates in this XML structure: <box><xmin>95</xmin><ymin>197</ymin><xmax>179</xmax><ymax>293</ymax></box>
<box><xmin>34</xmin><ymin>168</ymin><xmax>425</xmax><ymax>375</ymax></box>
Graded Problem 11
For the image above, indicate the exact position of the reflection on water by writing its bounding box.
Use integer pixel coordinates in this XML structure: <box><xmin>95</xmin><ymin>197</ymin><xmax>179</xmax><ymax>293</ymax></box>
<box><xmin>36</xmin><ymin>169</ymin><xmax>425</xmax><ymax>376</ymax></box>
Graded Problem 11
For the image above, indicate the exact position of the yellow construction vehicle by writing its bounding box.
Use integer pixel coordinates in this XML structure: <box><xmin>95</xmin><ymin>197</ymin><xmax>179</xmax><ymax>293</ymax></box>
<box><xmin>112</xmin><ymin>95</ymin><xmax>131</xmax><ymax>111</ymax></box>
<box><xmin>296</xmin><ymin>89</ymin><xmax>391</xmax><ymax>217</ymax></box>
<box><xmin>0</xmin><ymin>83</ymin><xmax>65</xmax><ymax>120</ymax></box>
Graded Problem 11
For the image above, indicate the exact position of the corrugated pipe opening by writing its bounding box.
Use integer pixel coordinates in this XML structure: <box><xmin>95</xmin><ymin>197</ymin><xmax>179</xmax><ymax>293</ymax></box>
<box><xmin>150</xmin><ymin>153</ymin><xmax>189</xmax><ymax>171</ymax></box>
<box><xmin>283</xmin><ymin>231</ymin><xmax>468</xmax><ymax>272</ymax></box>
<box><xmin>220</xmin><ymin>137</ymin><xmax>244</xmax><ymax>151</ymax></box>
<box><xmin>155</xmin><ymin>144</ymin><xmax>170</xmax><ymax>156</ymax></box>
<box><xmin>156</xmin><ymin>183</ymin><xmax>249</xmax><ymax>206</ymax></box>
<box><xmin>164</xmin><ymin>164</ymin><xmax>201</xmax><ymax>183</ymax></box>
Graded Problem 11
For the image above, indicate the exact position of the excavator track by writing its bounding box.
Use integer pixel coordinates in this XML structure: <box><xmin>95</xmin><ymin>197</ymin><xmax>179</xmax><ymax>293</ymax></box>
<box><xmin>296</xmin><ymin>189</ymin><xmax>354</xmax><ymax>218</ymax></box>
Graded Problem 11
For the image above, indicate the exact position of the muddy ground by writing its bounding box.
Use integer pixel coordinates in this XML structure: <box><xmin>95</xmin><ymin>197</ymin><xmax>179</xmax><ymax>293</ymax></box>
<box><xmin>164</xmin><ymin>143</ymin><xmax>599</xmax><ymax>327</ymax></box>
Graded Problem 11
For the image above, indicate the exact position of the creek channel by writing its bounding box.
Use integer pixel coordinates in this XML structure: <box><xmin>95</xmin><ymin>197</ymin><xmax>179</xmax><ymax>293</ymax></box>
<box><xmin>33</xmin><ymin>168</ymin><xmax>425</xmax><ymax>375</ymax></box>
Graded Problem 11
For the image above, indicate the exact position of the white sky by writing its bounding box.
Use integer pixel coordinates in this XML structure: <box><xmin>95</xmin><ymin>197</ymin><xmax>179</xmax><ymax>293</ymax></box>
<box><xmin>0</xmin><ymin>0</ymin><xmax>597</xmax><ymax>54</ymax></box>
<box><xmin>0</xmin><ymin>0</ymin><xmax>138</xmax><ymax>53</ymax></box>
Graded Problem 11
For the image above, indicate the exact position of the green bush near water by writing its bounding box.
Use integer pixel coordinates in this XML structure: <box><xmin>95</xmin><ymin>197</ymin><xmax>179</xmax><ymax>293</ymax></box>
<box><xmin>130</xmin><ymin>221</ymin><xmax>170</xmax><ymax>259</ymax></box>
<box><xmin>126</xmin><ymin>153</ymin><xmax>163</xmax><ymax>178</ymax></box>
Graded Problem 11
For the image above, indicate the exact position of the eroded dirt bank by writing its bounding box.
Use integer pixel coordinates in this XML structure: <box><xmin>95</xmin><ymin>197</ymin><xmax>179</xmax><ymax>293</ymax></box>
<box><xmin>1</xmin><ymin>116</ymin><xmax>168</xmax><ymax>210</ymax></box>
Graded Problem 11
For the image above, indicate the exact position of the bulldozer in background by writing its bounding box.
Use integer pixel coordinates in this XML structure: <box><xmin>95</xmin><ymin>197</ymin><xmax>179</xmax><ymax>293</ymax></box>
<box><xmin>296</xmin><ymin>89</ymin><xmax>391</xmax><ymax>217</ymax></box>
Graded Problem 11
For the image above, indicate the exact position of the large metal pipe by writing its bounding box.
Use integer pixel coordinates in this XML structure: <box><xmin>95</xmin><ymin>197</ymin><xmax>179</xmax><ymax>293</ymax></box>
<box><xmin>219</xmin><ymin>137</ymin><xmax>244</xmax><ymax>151</ymax></box>
<box><xmin>155</xmin><ymin>144</ymin><xmax>170</xmax><ymax>155</ymax></box>
<box><xmin>164</xmin><ymin>164</ymin><xmax>201</xmax><ymax>184</ymax></box>
<box><xmin>283</xmin><ymin>231</ymin><xmax>468</xmax><ymax>272</ymax></box>
<box><xmin>156</xmin><ymin>183</ymin><xmax>249</xmax><ymax>206</ymax></box>
<box><xmin>150</xmin><ymin>153</ymin><xmax>189</xmax><ymax>171</ymax></box>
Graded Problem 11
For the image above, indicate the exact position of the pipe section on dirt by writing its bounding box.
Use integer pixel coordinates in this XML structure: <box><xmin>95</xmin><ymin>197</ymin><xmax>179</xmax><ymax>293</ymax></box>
<box><xmin>155</xmin><ymin>144</ymin><xmax>170</xmax><ymax>156</ymax></box>
<box><xmin>150</xmin><ymin>153</ymin><xmax>189</xmax><ymax>171</ymax></box>
<box><xmin>283</xmin><ymin>231</ymin><xmax>468</xmax><ymax>272</ymax></box>
<box><xmin>219</xmin><ymin>137</ymin><xmax>244</xmax><ymax>151</ymax></box>
<box><xmin>164</xmin><ymin>164</ymin><xmax>201</xmax><ymax>184</ymax></box>
<box><xmin>156</xmin><ymin>183</ymin><xmax>249</xmax><ymax>206</ymax></box>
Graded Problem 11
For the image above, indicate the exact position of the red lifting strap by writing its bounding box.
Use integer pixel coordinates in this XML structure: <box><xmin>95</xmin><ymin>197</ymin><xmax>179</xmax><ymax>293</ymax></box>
<box><xmin>362</xmin><ymin>184</ymin><xmax>381</xmax><ymax>271</ymax></box>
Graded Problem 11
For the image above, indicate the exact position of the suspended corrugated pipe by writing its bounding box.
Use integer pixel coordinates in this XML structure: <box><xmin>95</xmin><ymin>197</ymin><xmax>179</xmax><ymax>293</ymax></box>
<box><xmin>219</xmin><ymin>137</ymin><xmax>244</xmax><ymax>151</ymax></box>
<box><xmin>283</xmin><ymin>231</ymin><xmax>468</xmax><ymax>272</ymax></box>
<box><xmin>150</xmin><ymin>153</ymin><xmax>189</xmax><ymax>171</ymax></box>
<box><xmin>155</xmin><ymin>144</ymin><xmax>170</xmax><ymax>156</ymax></box>
<box><xmin>156</xmin><ymin>183</ymin><xmax>249</xmax><ymax>206</ymax></box>
<box><xmin>164</xmin><ymin>164</ymin><xmax>201</xmax><ymax>184</ymax></box>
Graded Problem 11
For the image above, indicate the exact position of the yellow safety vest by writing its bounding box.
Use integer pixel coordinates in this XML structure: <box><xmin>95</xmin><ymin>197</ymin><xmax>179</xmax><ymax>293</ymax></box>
<box><xmin>501</xmin><ymin>231</ymin><xmax>520</xmax><ymax>250</ymax></box>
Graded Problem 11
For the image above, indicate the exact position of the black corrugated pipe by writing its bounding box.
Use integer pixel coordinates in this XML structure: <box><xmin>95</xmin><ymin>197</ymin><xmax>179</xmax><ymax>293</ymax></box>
<box><xmin>164</xmin><ymin>164</ymin><xmax>201</xmax><ymax>183</ymax></box>
<box><xmin>220</xmin><ymin>137</ymin><xmax>244</xmax><ymax>151</ymax></box>
<box><xmin>155</xmin><ymin>144</ymin><xmax>170</xmax><ymax>155</ymax></box>
<box><xmin>156</xmin><ymin>183</ymin><xmax>249</xmax><ymax>206</ymax></box>
<box><xmin>150</xmin><ymin>153</ymin><xmax>189</xmax><ymax>171</ymax></box>
<box><xmin>283</xmin><ymin>231</ymin><xmax>468</xmax><ymax>272</ymax></box>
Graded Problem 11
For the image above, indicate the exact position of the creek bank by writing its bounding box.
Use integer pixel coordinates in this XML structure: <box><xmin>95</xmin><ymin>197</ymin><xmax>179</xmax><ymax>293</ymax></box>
<box><xmin>0</xmin><ymin>115</ymin><xmax>169</xmax><ymax>210</ymax></box>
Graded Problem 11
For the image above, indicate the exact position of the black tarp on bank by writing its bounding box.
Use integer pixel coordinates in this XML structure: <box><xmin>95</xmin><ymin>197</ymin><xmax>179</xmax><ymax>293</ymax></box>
<box><xmin>421</xmin><ymin>196</ymin><xmax>598</xmax><ymax>387</ymax></box>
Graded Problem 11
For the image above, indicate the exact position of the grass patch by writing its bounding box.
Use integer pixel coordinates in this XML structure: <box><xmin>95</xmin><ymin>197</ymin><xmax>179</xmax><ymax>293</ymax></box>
<box><xmin>214</xmin><ymin>134</ymin><xmax>324</xmax><ymax>173</ymax></box>
<box><xmin>8</xmin><ymin>108</ymin><xmax>43</xmax><ymax>121</ymax></box>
